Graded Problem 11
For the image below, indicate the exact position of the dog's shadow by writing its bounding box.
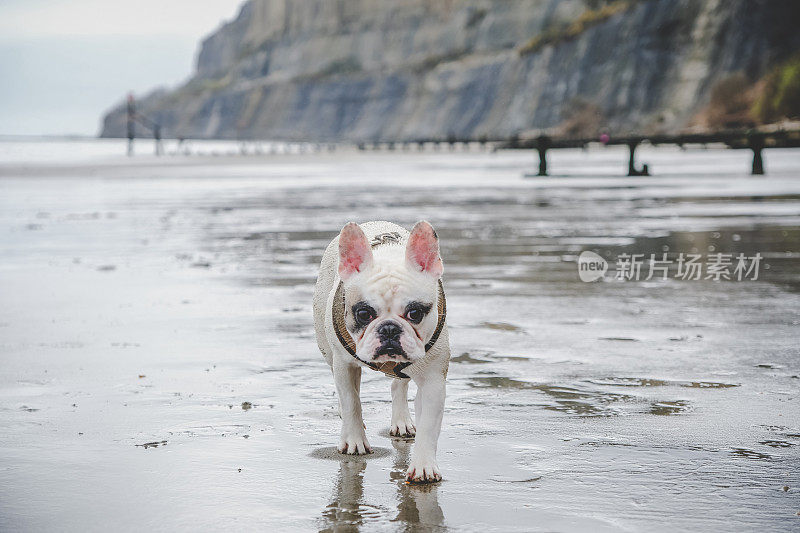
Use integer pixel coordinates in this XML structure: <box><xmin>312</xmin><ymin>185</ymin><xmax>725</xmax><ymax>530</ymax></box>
<box><xmin>316</xmin><ymin>439</ymin><xmax>444</xmax><ymax>530</ymax></box>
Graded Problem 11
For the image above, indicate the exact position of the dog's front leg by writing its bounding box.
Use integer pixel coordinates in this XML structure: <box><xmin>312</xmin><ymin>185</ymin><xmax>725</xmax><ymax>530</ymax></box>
<box><xmin>333</xmin><ymin>355</ymin><xmax>371</xmax><ymax>454</ymax></box>
<box><xmin>407</xmin><ymin>373</ymin><xmax>445</xmax><ymax>482</ymax></box>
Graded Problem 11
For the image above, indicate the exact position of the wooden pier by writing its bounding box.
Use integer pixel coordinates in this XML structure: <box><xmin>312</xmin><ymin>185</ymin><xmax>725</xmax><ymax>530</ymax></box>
<box><xmin>122</xmin><ymin>89</ymin><xmax>798</xmax><ymax>175</ymax></box>
<box><xmin>356</xmin><ymin>127</ymin><xmax>800</xmax><ymax>176</ymax></box>
<box><xmin>498</xmin><ymin>129</ymin><xmax>800</xmax><ymax>176</ymax></box>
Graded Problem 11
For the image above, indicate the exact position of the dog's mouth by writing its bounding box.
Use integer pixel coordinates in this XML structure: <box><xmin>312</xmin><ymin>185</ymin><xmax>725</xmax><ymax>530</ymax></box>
<box><xmin>374</xmin><ymin>342</ymin><xmax>407</xmax><ymax>360</ymax></box>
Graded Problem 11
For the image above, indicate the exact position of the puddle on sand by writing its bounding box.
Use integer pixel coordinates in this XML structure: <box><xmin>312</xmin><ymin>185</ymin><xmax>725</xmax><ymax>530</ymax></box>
<box><xmin>682</xmin><ymin>381</ymin><xmax>739</xmax><ymax>389</ymax></box>
<box><xmin>589</xmin><ymin>377</ymin><xmax>671</xmax><ymax>387</ymax></box>
<box><xmin>478</xmin><ymin>322</ymin><xmax>524</xmax><ymax>332</ymax></box>
<box><xmin>472</xmin><ymin>377</ymin><xmax>700</xmax><ymax>417</ymax></box>
<box><xmin>580</xmin><ymin>440</ymin><xmax>636</xmax><ymax>448</ymax></box>
<box><xmin>450</xmin><ymin>350</ymin><xmax>532</xmax><ymax>364</ymax></box>
<box><xmin>730</xmin><ymin>448</ymin><xmax>772</xmax><ymax>460</ymax></box>
<box><xmin>468</xmin><ymin>376</ymin><xmax>636</xmax><ymax>416</ymax></box>
<box><xmin>759</xmin><ymin>440</ymin><xmax>794</xmax><ymax>448</ymax></box>
<box><xmin>309</xmin><ymin>446</ymin><xmax>392</xmax><ymax>461</ymax></box>
<box><xmin>588</xmin><ymin>377</ymin><xmax>738</xmax><ymax>389</ymax></box>
<box><xmin>649</xmin><ymin>400</ymin><xmax>691</xmax><ymax>416</ymax></box>
<box><xmin>490</xmin><ymin>476</ymin><xmax>542</xmax><ymax>484</ymax></box>
<box><xmin>136</xmin><ymin>440</ymin><xmax>167</xmax><ymax>449</ymax></box>
<box><xmin>450</xmin><ymin>351</ymin><xmax>494</xmax><ymax>364</ymax></box>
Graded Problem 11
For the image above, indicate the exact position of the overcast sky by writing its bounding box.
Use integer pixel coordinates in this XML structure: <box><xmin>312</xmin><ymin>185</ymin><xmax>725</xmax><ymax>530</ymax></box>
<box><xmin>0</xmin><ymin>0</ymin><xmax>245</xmax><ymax>136</ymax></box>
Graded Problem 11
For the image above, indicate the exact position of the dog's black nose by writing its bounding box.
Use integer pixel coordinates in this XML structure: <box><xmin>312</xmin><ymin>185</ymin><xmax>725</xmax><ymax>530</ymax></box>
<box><xmin>377</xmin><ymin>321</ymin><xmax>402</xmax><ymax>340</ymax></box>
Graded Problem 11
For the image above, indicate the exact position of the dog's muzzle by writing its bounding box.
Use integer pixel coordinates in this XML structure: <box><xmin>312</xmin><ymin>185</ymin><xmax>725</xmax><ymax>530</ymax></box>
<box><xmin>374</xmin><ymin>321</ymin><xmax>406</xmax><ymax>358</ymax></box>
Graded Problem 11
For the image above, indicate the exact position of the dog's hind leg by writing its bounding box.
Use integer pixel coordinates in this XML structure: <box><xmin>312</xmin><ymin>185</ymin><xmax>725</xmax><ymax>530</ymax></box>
<box><xmin>390</xmin><ymin>378</ymin><xmax>416</xmax><ymax>437</ymax></box>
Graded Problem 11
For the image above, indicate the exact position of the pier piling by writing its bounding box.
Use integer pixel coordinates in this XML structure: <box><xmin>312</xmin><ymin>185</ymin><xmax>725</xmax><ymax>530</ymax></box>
<box><xmin>627</xmin><ymin>141</ymin><xmax>650</xmax><ymax>176</ymax></box>
<box><xmin>126</xmin><ymin>94</ymin><xmax>135</xmax><ymax>156</ymax></box>
<box><xmin>749</xmin><ymin>134</ymin><xmax>765</xmax><ymax>175</ymax></box>
<box><xmin>536</xmin><ymin>135</ymin><xmax>551</xmax><ymax>176</ymax></box>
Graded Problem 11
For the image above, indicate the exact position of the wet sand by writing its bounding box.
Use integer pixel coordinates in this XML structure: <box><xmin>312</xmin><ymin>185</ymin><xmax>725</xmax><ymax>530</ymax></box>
<box><xmin>1</xmin><ymin>145</ymin><xmax>799</xmax><ymax>531</ymax></box>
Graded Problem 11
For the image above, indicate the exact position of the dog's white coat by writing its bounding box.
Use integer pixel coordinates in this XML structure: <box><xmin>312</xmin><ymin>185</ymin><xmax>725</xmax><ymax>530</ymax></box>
<box><xmin>313</xmin><ymin>221</ymin><xmax>450</xmax><ymax>482</ymax></box>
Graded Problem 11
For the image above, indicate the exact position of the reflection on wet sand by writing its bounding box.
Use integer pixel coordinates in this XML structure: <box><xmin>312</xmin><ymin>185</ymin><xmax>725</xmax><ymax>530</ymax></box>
<box><xmin>319</xmin><ymin>458</ymin><xmax>369</xmax><ymax>530</ymax></box>
<box><xmin>468</xmin><ymin>376</ymin><xmax>636</xmax><ymax>416</ymax></box>
<box><xmin>649</xmin><ymin>400</ymin><xmax>691</xmax><ymax>416</ymax></box>
<box><xmin>317</xmin><ymin>441</ymin><xmax>445</xmax><ymax>531</ymax></box>
<box><xmin>390</xmin><ymin>440</ymin><xmax>445</xmax><ymax>529</ymax></box>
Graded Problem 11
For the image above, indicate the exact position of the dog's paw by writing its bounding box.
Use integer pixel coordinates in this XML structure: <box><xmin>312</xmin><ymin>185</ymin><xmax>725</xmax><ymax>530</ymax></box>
<box><xmin>338</xmin><ymin>431</ymin><xmax>372</xmax><ymax>455</ymax></box>
<box><xmin>406</xmin><ymin>457</ymin><xmax>441</xmax><ymax>484</ymax></box>
<box><xmin>390</xmin><ymin>417</ymin><xmax>416</xmax><ymax>438</ymax></box>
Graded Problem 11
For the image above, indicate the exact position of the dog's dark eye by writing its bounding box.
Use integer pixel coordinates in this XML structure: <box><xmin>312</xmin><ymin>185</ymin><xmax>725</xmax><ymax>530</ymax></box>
<box><xmin>406</xmin><ymin>309</ymin><xmax>423</xmax><ymax>324</ymax></box>
<box><xmin>353</xmin><ymin>305</ymin><xmax>376</xmax><ymax>326</ymax></box>
<box><xmin>404</xmin><ymin>302</ymin><xmax>432</xmax><ymax>325</ymax></box>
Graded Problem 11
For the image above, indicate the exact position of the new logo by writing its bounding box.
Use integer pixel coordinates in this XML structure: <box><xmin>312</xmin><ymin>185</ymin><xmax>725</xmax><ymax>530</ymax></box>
<box><xmin>578</xmin><ymin>251</ymin><xmax>608</xmax><ymax>282</ymax></box>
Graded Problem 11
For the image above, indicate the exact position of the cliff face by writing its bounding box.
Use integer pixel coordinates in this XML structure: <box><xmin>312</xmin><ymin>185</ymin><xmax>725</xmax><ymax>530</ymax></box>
<box><xmin>100</xmin><ymin>0</ymin><xmax>800</xmax><ymax>140</ymax></box>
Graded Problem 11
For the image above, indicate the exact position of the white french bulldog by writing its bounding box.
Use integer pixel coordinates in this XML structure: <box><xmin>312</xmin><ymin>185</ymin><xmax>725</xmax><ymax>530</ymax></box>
<box><xmin>313</xmin><ymin>220</ymin><xmax>450</xmax><ymax>483</ymax></box>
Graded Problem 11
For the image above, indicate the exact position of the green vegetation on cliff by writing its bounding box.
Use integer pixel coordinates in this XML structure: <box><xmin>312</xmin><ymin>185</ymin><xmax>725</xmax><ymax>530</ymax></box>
<box><xmin>753</xmin><ymin>54</ymin><xmax>800</xmax><ymax>123</ymax></box>
<box><xmin>519</xmin><ymin>1</ymin><xmax>634</xmax><ymax>56</ymax></box>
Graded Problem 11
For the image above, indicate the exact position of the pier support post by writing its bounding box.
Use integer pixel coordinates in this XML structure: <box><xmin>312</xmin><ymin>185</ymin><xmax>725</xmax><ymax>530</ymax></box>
<box><xmin>749</xmin><ymin>134</ymin><xmax>764</xmax><ymax>175</ymax></box>
<box><xmin>537</xmin><ymin>147</ymin><xmax>547</xmax><ymax>176</ymax></box>
<box><xmin>536</xmin><ymin>135</ymin><xmax>551</xmax><ymax>176</ymax></box>
<box><xmin>627</xmin><ymin>142</ymin><xmax>635</xmax><ymax>175</ymax></box>
<box><xmin>126</xmin><ymin>93</ymin><xmax>135</xmax><ymax>156</ymax></box>
<box><xmin>153</xmin><ymin>124</ymin><xmax>162</xmax><ymax>156</ymax></box>
<box><xmin>627</xmin><ymin>141</ymin><xmax>650</xmax><ymax>176</ymax></box>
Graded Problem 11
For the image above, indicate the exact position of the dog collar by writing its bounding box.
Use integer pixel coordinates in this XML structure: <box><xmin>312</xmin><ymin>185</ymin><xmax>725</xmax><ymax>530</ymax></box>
<box><xmin>332</xmin><ymin>279</ymin><xmax>446</xmax><ymax>379</ymax></box>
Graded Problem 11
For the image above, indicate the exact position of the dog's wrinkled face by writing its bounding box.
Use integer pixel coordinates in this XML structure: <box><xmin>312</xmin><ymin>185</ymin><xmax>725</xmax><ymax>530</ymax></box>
<box><xmin>338</xmin><ymin>221</ymin><xmax>443</xmax><ymax>364</ymax></box>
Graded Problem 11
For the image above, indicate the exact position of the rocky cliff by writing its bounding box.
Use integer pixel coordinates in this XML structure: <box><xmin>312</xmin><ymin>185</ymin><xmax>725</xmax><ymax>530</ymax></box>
<box><xmin>99</xmin><ymin>0</ymin><xmax>800</xmax><ymax>141</ymax></box>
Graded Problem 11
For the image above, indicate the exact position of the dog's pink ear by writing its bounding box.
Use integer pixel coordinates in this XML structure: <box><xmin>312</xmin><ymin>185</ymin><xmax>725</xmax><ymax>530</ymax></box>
<box><xmin>405</xmin><ymin>221</ymin><xmax>443</xmax><ymax>278</ymax></box>
<box><xmin>338</xmin><ymin>222</ymin><xmax>373</xmax><ymax>280</ymax></box>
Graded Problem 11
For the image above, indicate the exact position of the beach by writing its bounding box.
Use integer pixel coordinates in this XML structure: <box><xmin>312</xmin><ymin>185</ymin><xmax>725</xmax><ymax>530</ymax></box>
<box><xmin>0</xmin><ymin>139</ymin><xmax>799</xmax><ymax>531</ymax></box>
